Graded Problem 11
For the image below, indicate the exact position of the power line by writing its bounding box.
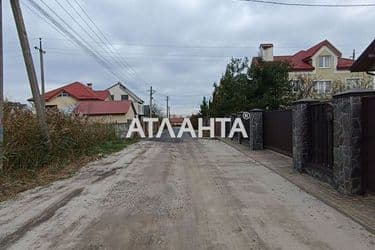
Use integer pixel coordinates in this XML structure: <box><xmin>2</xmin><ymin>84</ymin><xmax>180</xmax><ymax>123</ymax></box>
<box><xmin>69</xmin><ymin>0</ymin><xmax>149</xmax><ymax>89</ymax></box>
<box><xmin>238</xmin><ymin>0</ymin><xmax>375</xmax><ymax>7</ymax></box>
<box><xmin>25</xmin><ymin>0</ymin><xmax>149</xmax><ymax>99</ymax></box>
<box><xmin>28</xmin><ymin>0</ymin><xmax>126</xmax><ymax>82</ymax></box>
<box><xmin>64</xmin><ymin>0</ymin><xmax>146</xmax><ymax>87</ymax></box>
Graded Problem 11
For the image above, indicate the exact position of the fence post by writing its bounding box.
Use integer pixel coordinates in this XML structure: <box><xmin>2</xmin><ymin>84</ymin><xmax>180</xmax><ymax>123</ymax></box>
<box><xmin>292</xmin><ymin>99</ymin><xmax>318</xmax><ymax>172</ymax></box>
<box><xmin>332</xmin><ymin>89</ymin><xmax>375</xmax><ymax>194</ymax></box>
<box><xmin>249</xmin><ymin>109</ymin><xmax>263</xmax><ymax>150</ymax></box>
<box><xmin>237</xmin><ymin>112</ymin><xmax>243</xmax><ymax>144</ymax></box>
<box><xmin>230</xmin><ymin>114</ymin><xmax>235</xmax><ymax>140</ymax></box>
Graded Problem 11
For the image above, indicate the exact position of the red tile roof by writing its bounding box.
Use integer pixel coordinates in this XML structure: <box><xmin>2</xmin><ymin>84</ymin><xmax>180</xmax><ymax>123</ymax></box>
<box><xmin>169</xmin><ymin>117</ymin><xmax>184</xmax><ymax>125</ymax></box>
<box><xmin>253</xmin><ymin>40</ymin><xmax>353</xmax><ymax>71</ymax></box>
<box><xmin>337</xmin><ymin>58</ymin><xmax>355</xmax><ymax>70</ymax></box>
<box><xmin>93</xmin><ymin>90</ymin><xmax>111</xmax><ymax>100</ymax></box>
<box><xmin>74</xmin><ymin>100</ymin><xmax>134</xmax><ymax>115</ymax></box>
<box><xmin>31</xmin><ymin>82</ymin><xmax>108</xmax><ymax>102</ymax></box>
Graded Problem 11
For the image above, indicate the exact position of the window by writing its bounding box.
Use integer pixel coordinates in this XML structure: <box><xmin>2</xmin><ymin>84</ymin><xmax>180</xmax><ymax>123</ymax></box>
<box><xmin>58</xmin><ymin>92</ymin><xmax>69</xmax><ymax>97</ymax></box>
<box><xmin>110</xmin><ymin>95</ymin><xmax>114</xmax><ymax>100</ymax></box>
<box><xmin>121</xmin><ymin>94</ymin><xmax>129</xmax><ymax>100</ymax></box>
<box><xmin>314</xmin><ymin>81</ymin><xmax>332</xmax><ymax>94</ymax></box>
<box><xmin>318</xmin><ymin>55</ymin><xmax>331</xmax><ymax>68</ymax></box>
<box><xmin>291</xmin><ymin>80</ymin><xmax>300</xmax><ymax>93</ymax></box>
<box><xmin>346</xmin><ymin>78</ymin><xmax>361</xmax><ymax>88</ymax></box>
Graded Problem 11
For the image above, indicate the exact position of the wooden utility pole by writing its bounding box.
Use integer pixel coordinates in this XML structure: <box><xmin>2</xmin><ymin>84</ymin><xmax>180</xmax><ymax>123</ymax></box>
<box><xmin>0</xmin><ymin>0</ymin><xmax>3</xmax><ymax>170</ymax></box>
<box><xmin>10</xmin><ymin>0</ymin><xmax>50</xmax><ymax>147</ymax></box>
<box><xmin>34</xmin><ymin>38</ymin><xmax>46</xmax><ymax>95</ymax></box>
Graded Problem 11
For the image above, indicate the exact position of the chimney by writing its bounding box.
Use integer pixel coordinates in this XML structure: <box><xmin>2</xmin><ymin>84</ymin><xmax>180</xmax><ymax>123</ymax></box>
<box><xmin>259</xmin><ymin>43</ymin><xmax>274</xmax><ymax>61</ymax></box>
<box><xmin>87</xmin><ymin>83</ymin><xmax>93</xmax><ymax>89</ymax></box>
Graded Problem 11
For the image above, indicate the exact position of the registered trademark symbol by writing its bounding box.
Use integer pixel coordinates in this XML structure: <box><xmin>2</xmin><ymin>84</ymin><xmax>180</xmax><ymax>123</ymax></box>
<box><xmin>242</xmin><ymin>112</ymin><xmax>251</xmax><ymax>120</ymax></box>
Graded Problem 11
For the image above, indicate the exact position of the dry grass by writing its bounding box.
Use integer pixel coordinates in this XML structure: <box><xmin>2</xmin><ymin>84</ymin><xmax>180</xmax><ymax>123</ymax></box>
<box><xmin>0</xmin><ymin>102</ymin><xmax>135</xmax><ymax>202</ymax></box>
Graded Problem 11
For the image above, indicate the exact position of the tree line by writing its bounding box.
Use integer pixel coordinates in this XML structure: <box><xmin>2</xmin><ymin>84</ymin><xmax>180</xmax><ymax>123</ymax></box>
<box><xmin>199</xmin><ymin>57</ymin><xmax>293</xmax><ymax>117</ymax></box>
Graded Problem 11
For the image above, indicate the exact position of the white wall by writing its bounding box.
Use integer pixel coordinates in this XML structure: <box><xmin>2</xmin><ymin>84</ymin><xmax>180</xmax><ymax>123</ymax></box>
<box><xmin>108</xmin><ymin>84</ymin><xmax>144</xmax><ymax>115</ymax></box>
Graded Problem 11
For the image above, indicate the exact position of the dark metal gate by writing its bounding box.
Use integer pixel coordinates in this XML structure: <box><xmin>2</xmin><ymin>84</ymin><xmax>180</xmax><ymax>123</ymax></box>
<box><xmin>263</xmin><ymin>110</ymin><xmax>293</xmax><ymax>156</ymax></box>
<box><xmin>362</xmin><ymin>97</ymin><xmax>375</xmax><ymax>194</ymax></box>
<box><xmin>306</xmin><ymin>103</ymin><xmax>333</xmax><ymax>176</ymax></box>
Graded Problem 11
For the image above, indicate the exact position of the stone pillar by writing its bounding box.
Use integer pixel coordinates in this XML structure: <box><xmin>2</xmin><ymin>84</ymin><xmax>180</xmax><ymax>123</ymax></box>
<box><xmin>292</xmin><ymin>99</ymin><xmax>318</xmax><ymax>172</ymax></box>
<box><xmin>332</xmin><ymin>89</ymin><xmax>375</xmax><ymax>195</ymax></box>
<box><xmin>249</xmin><ymin>109</ymin><xmax>263</xmax><ymax>150</ymax></box>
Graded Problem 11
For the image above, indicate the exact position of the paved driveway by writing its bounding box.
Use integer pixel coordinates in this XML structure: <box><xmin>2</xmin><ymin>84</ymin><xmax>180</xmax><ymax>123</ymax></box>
<box><xmin>0</xmin><ymin>139</ymin><xmax>373</xmax><ymax>249</ymax></box>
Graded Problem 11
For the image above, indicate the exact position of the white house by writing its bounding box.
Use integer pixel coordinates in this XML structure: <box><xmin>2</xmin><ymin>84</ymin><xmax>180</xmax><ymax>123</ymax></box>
<box><xmin>107</xmin><ymin>82</ymin><xmax>144</xmax><ymax>116</ymax></box>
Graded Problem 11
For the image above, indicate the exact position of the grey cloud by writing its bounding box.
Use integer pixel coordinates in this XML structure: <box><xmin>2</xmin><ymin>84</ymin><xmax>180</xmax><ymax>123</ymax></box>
<box><xmin>3</xmin><ymin>0</ymin><xmax>375</xmax><ymax>114</ymax></box>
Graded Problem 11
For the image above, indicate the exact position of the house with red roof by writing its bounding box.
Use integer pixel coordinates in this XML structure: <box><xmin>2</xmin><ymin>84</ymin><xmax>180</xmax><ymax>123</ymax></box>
<box><xmin>252</xmin><ymin>40</ymin><xmax>373</xmax><ymax>97</ymax></box>
<box><xmin>28</xmin><ymin>81</ymin><xmax>141</xmax><ymax>125</ymax></box>
<box><xmin>74</xmin><ymin>100</ymin><xmax>137</xmax><ymax>124</ymax></box>
<box><xmin>28</xmin><ymin>82</ymin><xmax>111</xmax><ymax>112</ymax></box>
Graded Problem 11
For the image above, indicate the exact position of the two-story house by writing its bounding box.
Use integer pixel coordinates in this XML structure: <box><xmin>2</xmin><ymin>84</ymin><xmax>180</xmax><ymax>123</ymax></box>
<box><xmin>107</xmin><ymin>82</ymin><xmax>144</xmax><ymax>116</ymax></box>
<box><xmin>252</xmin><ymin>40</ymin><xmax>373</xmax><ymax>98</ymax></box>
<box><xmin>29</xmin><ymin>82</ymin><xmax>111</xmax><ymax>112</ymax></box>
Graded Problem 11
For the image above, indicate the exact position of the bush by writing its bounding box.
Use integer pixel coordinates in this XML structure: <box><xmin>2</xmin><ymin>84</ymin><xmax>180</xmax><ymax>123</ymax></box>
<box><xmin>3</xmin><ymin>103</ymin><xmax>118</xmax><ymax>171</ymax></box>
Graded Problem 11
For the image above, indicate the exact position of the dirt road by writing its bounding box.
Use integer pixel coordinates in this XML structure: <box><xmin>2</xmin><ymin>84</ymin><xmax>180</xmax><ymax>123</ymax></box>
<box><xmin>0</xmin><ymin>138</ymin><xmax>374</xmax><ymax>249</ymax></box>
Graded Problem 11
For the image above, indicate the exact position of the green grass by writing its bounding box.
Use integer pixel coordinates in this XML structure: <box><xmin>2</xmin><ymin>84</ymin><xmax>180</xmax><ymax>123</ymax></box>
<box><xmin>88</xmin><ymin>138</ymin><xmax>138</xmax><ymax>156</ymax></box>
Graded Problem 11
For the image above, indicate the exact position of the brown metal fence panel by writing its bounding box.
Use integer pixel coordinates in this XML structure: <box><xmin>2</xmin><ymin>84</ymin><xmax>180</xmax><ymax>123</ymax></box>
<box><xmin>306</xmin><ymin>103</ymin><xmax>333</xmax><ymax>176</ymax></box>
<box><xmin>362</xmin><ymin>97</ymin><xmax>375</xmax><ymax>194</ymax></box>
<box><xmin>263</xmin><ymin>110</ymin><xmax>293</xmax><ymax>156</ymax></box>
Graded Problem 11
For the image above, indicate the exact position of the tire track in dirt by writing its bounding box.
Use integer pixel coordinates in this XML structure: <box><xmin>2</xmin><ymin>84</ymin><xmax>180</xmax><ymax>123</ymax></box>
<box><xmin>0</xmin><ymin>188</ymin><xmax>84</xmax><ymax>249</ymax></box>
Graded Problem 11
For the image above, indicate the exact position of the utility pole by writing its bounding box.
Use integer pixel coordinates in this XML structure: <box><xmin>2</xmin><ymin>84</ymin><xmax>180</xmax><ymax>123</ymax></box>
<box><xmin>352</xmin><ymin>49</ymin><xmax>356</xmax><ymax>61</ymax></box>
<box><xmin>166</xmin><ymin>96</ymin><xmax>169</xmax><ymax>118</ymax></box>
<box><xmin>10</xmin><ymin>0</ymin><xmax>50</xmax><ymax>147</ymax></box>
<box><xmin>0</xmin><ymin>0</ymin><xmax>3</xmax><ymax>170</ymax></box>
<box><xmin>34</xmin><ymin>38</ymin><xmax>46</xmax><ymax>95</ymax></box>
<box><xmin>148</xmin><ymin>86</ymin><xmax>155</xmax><ymax>118</ymax></box>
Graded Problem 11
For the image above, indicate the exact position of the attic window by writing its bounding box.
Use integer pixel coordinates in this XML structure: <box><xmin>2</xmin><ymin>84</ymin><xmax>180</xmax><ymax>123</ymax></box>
<box><xmin>318</xmin><ymin>55</ymin><xmax>331</xmax><ymax>68</ymax></box>
<box><xmin>58</xmin><ymin>92</ymin><xmax>70</xmax><ymax>97</ymax></box>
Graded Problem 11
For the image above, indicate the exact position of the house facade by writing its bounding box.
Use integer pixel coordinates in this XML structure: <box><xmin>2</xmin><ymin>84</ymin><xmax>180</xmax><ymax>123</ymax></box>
<box><xmin>74</xmin><ymin>100</ymin><xmax>136</xmax><ymax>124</ymax></box>
<box><xmin>107</xmin><ymin>82</ymin><xmax>144</xmax><ymax>116</ymax></box>
<box><xmin>253</xmin><ymin>40</ymin><xmax>373</xmax><ymax>98</ymax></box>
<box><xmin>29</xmin><ymin>82</ymin><xmax>111</xmax><ymax>112</ymax></box>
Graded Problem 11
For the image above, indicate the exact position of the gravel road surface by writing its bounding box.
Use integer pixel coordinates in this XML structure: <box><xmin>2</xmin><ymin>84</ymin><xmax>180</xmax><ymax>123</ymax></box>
<box><xmin>0</xmin><ymin>138</ymin><xmax>373</xmax><ymax>250</ymax></box>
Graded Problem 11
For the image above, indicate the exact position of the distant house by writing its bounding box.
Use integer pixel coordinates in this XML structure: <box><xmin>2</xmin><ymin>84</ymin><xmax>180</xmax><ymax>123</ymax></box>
<box><xmin>252</xmin><ymin>40</ymin><xmax>373</xmax><ymax>98</ymax></box>
<box><xmin>107</xmin><ymin>82</ymin><xmax>144</xmax><ymax>116</ymax></box>
<box><xmin>351</xmin><ymin>38</ymin><xmax>375</xmax><ymax>80</ymax></box>
<box><xmin>74</xmin><ymin>100</ymin><xmax>136</xmax><ymax>124</ymax></box>
<box><xmin>28</xmin><ymin>82</ymin><xmax>111</xmax><ymax>112</ymax></box>
<box><xmin>169</xmin><ymin>117</ymin><xmax>184</xmax><ymax>127</ymax></box>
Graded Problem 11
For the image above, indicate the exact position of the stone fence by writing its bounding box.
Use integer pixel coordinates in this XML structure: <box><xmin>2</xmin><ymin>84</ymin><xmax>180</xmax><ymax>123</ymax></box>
<box><xmin>231</xmin><ymin>89</ymin><xmax>375</xmax><ymax>195</ymax></box>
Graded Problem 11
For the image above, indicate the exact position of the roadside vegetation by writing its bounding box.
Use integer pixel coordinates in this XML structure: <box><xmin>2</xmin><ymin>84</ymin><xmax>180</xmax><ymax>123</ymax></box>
<box><xmin>199</xmin><ymin>58</ymin><xmax>293</xmax><ymax>117</ymax></box>
<box><xmin>0</xmin><ymin>102</ymin><xmax>135</xmax><ymax>201</ymax></box>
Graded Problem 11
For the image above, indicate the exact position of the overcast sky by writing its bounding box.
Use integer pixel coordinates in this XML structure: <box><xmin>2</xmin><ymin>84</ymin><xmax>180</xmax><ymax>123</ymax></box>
<box><xmin>3</xmin><ymin>0</ymin><xmax>375</xmax><ymax>115</ymax></box>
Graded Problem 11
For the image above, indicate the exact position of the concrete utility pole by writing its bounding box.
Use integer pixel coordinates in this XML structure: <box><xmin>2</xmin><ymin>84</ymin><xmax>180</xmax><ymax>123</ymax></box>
<box><xmin>166</xmin><ymin>96</ymin><xmax>169</xmax><ymax>118</ymax></box>
<box><xmin>10</xmin><ymin>0</ymin><xmax>50</xmax><ymax>147</ymax></box>
<box><xmin>34</xmin><ymin>38</ymin><xmax>46</xmax><ymax>95</ymax></box>
<box><xmin>148</xmin><ymin>86</ymin><xmax>155</xmax><ymax>118</ymax></box>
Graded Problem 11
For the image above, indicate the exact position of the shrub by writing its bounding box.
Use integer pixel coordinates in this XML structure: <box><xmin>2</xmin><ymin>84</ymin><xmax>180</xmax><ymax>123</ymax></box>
<box><xmin>3</xmin><ymin>103</ymin><xmax>117</xmax><ymax>171</ymax></box>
